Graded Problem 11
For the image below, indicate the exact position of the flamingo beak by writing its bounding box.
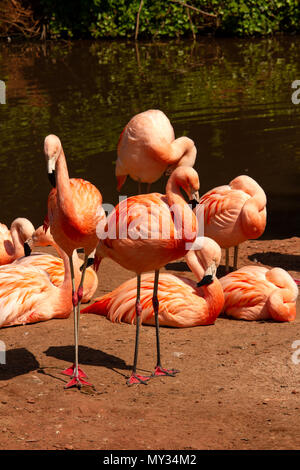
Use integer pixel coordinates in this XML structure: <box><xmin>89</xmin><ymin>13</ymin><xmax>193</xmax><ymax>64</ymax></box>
<box><xmin>188</xmin><ymin>190</ymin><xmax>200</xmax><ymax>209</ymax></box>
<box><xmin>24</xmin><ymin>238</ymin><xmax>33</xmax><ymax>256</ymax></box>
<box><xmin>197</xmin><ymin>262</ymin><xmax>216</xmax><ymax>287</ymax></box>
<box><xmin>47</xmin><ymin>160</ymin><xmax>56</xmax><ymax>187</ymax></box>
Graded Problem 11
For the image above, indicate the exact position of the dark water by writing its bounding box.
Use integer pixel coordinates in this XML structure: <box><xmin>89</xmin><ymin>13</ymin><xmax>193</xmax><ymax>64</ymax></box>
<box><xmin>0</xmin><ymin>38</ymin><xmax>299</xmax><ymax>238</ymax></box>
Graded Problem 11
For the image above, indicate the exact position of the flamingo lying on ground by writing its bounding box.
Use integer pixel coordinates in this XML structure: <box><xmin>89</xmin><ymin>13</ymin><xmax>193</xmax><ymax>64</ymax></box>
<box><xmin>0</xmin><ymin>218</ymin><xmax>35</xmax><ymax>265</ymax></box>
<box><xmin>82</xmin><ymin>237</ymin><xmax>224</xmax><ymax>327</ymax></box>
<box><xmin>0</xmin><ymin>246</ymin><xmax>73</xmax><ymax>328</ymax></box>
<box><xmin>15</xmin><ymin>226</ymin><xmax>98</xmax><ymax>303</ymax></box>
<box><xmin>219</xmin><ymin>265</ymin><xmax>298</xmax><ymax>321</ymax></box>
<box><xmin>197</xmin><ymin>175</ymin><xmax>267</xmax><ymax>272</ymax></box>
<box><xmin>94</xmin><ymin>166</ymin><xmax>201</xmax><ymax>385</ymax></box>
<box><xmin>116</xmin><ymin>109</ymin><xmax>197</xmax><ymax>193</ymax></box>
<box><xmin>44</xmin><ymin>134</ymin><xmax>105</xmax><ymax>389</ymax></box>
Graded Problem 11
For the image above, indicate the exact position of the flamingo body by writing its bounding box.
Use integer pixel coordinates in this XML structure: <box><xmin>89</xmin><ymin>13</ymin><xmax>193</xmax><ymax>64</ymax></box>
<box><xmin>82</xmin><ymin>273</ymin><xmax>224</xmax><ymax>328</ymax></box>
<box><xmin>199</xmin><ymin>175</ymin><xmax>267</xmax><ymax>248</ymax></box>
<box><xmin>116</xmin><ymin>109</ymin><xmax>197</xmax><ymax>190</ymax></box>
<box><xmin>220</xmin><ymin>265</ymin><xmax>298</xmax><ymax>322</ymax></box>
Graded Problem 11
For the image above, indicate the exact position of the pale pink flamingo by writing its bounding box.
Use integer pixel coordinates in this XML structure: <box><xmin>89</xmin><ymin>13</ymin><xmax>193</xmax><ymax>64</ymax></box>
<box><xmin>197</xmin><ymin>175</ymin><xmax>267</xmax><ymax>272</ymax></box>
<box><xmin>219</xmin><ymin>265</ymin><xmax>298</xmax><ymax>321</ymax></box>
<box><xmin>44</xmin><ymin>134</ymin><xmax>105</xmax><ymax>389</ymax></box>
<box><xmin>94</xmin><ymin>166</ymin><xmax>200</xmax><ymax>385</ymax></box>
<box><xmin>0</xmin><ymin>246</ymin><xmax>72</xmax><ymax>328</ymax></box>
<box><xmin>0</xmin><ymin>218</ymin><xmax>35</xmax><ymax>265</ymax></box>
<box><xmin>82</xmin><ymin>237</ymin><xmax>224</xmax><ymax>327</ymax></box>
<box><xmin>15</xmin><ymin>226</ymin><xmax>98</xmax><ymax>303</ymax></box>
<box><xmin>116</xmin><ymin>109</ymin><xmax>197</xmax><ymax>193</ymax></box>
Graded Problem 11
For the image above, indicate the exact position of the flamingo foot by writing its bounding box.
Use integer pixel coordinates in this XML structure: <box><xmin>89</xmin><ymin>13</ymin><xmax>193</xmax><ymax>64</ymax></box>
<box><xmin>152</xmin><ymin>365</ymin><xmax>179</xmax><ymax>378</ymax></box>
<box><xmin>127</xmin><ymin>373</ymin><xmax>151</xmax><ymax>386</ymax></box>
<box><xmin>64</xmin><ymin>376</ymin><xmax>93</xmax><ymax>389</ymax></box>
<box><xmin>61</xmin><ymin>363</ymin><xmax>88</xmax><ymax>379</ymax></box>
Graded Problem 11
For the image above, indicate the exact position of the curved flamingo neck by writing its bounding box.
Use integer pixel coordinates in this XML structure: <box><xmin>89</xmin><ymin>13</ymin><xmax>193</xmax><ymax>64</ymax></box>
<box><xmin>56</xmin><ymin>149</ymin><xmax>74</xmax><ymax>213</ymax></box>
<box><xmin>198</xmin><ymin>279</ymin><xmax>224</xmax><ymax>322</ymax></box>
<box><xmin>171</xmin><ymin>137</ymin><xmax>197</xmax><ymax>167</ymax></box>
<box><xmin>165</xmin><ymin>176</ymin><xmax>184</xmax><ymax>207</ymax></box>
<box><xmin>10</xmin><ymin>226</ymin><xmax>24</xmax><ymax>259</ymax></box>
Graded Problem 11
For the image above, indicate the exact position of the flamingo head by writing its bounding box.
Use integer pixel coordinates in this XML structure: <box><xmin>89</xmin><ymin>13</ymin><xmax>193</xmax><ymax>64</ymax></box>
<box><xmin>167</xmin><ymin>166</ymin><xmax>200</xmax><ymax>202</ymax></box>
<box><xmin>44</xmin><ymin>134</ymin><xmax>62</xmax><ymax>187</ymax></box>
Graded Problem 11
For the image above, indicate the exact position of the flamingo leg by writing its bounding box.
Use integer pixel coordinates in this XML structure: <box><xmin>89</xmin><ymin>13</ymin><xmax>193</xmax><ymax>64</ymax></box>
<box><xmin>146</xmin><ymin>183</ymin><xmax>151</xmax><ymax>193</ymax></box>
<box><xmin>63</xmin><ymin>255</ymin><xmax>92</xmax><ymax>389</ymax></box>
<box><xmin>233</xmin><ymin>245</ymin><xmax>239</xmax><ymax>271</ymax></box>
<box><xmin>138</xmin><ymin>179</ymin><xmax>142</xmax><ymax>195</ymax></box>
<box><xmin>152</xmin><ymin>270</ymin><xmax>179</xmax><ymax>378</ymax></box>
<box><xmin>225</xmin><ymin>248</ymin><xmax>230</xmax><ymax>273</ymax></box>
<box><xmin>127</xmin><ymin>275</ymin><xmax>150</xmax><ymax>386</ymax></box>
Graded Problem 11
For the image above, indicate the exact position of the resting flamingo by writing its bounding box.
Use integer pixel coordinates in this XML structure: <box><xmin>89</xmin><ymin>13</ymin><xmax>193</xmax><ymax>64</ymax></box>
<box><xmin>94</xmin><ymin>166</ymin><xmax>201</xmax><ymax>385</ymax></box>
<box><xmin>219</xmin><ymin>265</ymin><xmax>298</xmax><ymax>321</ymax></box>
<box><xmin>15</xmin><ymin>226</ymin><xmax>98</xmax><ymax>303</ymax></box>
<box><xmin>82</xmin><ymin>237</ymin><xmax>224</xmax><ymax>327</ymax></box>
<box><xmin>197</xmin><ymin>175</ymin><xmax>267</xmax><ymax>272</ymax></box>
<box><xmin>0</xmin><ymin>246</ymin><xmax>73</xmax><ymax>328</ymax></box>
<box><xmin>116</xmin><ymin>109</ymin><xmax>197</xmax><ymax>193</ymax></box>
<box><xmin>0</xmin><ymin>218</ymin><xmax>35</xmax><ymax>265</ymax></box>
<box><xmin>44</xmin><ymin>134</ymin><xmax>105</xmax><ymax>389</ymax></box>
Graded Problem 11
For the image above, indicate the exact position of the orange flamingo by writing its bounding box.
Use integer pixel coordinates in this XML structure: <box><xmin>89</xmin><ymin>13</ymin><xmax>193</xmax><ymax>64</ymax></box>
<box><xmin>116</xmin><ymin>109</ymin><xmax>197</xmax><ymax>193</ymax></box>
<box><xmin>82</xmin><ymin>237</ymin><xmax>224</xmax><ymax>327</ymax></box>
<box><xmin>219</xmin><ymin>265</ymin><xmax>298</xmax><ymax>321</ymax></box>
<box><xmin>15</xmin><ymin>226</ymin><xmax>98</xmax><ymax>303</ymax></box>
<box><xmin>0</xmin><ymin>218</ymin><xmax>35</xmax><ymax>265</ymax></box>
<box><xmin>0</xmin><ymin>246</ymin><xmax>72</xmax><ymax>328</ymax></box>
<box><xmin>197</xmin><ymin>175</ymin><xmax>267</xmax><ymax>272</ymax></box>
<box><xmin>44</xmin><ymin>134</ymin><xmax>105</xmax><ymax>389</ymax></box>
<box><xmin>94</xmin><ymin>166</ymin><xmax>200</xmax><ymax>385</ymax></box>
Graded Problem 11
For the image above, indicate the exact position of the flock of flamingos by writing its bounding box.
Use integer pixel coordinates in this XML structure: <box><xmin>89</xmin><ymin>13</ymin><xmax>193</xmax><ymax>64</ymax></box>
<box><xmin>0</xmin><ymin>109</ymin><xmax>298</xmax><ymax>388</ymax></box>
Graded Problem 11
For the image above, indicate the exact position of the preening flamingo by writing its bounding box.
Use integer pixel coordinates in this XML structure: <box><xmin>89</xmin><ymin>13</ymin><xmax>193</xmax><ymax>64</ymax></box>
<box><xmin>94</xmin><ymin>166</ymin><xmax>201</xmax><ymax>385</ymax></box>
<box><xmin>44</xmin><ymin>134</ymin><xmax>105</xmax><ymax>389</ymax></box>
<box><xmin>116</xmin><ymin>109</ymin><xmax>197</xmax><ymax>193</ymax></box>
<box><xmin>82</xmin><ymin>237</ymin><xmax>224</xmax><ymax>328</ymax></box>
<box><xmin>16</xmin><ymin>225</ymin><xmax>98</xmax><ymax>303</ymax></box>
<box><xmin>219</xmin><ymin>265</ymin><xmax>298</xmax><ymax>321</ymax></box>
<box><xmin>0</xmin><ymin>218</ymin><xmax>35</xmax><ymax>265</ymax></box>
<box><xmin>197</xmin><ymin>175</ymin><xmax>267</xmax><ymax>272</ymax></box>
<box><xmin>0</xmin><ymin>246</ymin><xmax>72</xmax><ymax>328</ymax></box>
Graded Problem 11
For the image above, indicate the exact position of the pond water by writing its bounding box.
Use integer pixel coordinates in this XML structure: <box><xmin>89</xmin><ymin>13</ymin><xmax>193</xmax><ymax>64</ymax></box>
<box><xmin>0</xmin><ymin>37</ymin><xmax>299</xmax><ymax>238</ymax></box>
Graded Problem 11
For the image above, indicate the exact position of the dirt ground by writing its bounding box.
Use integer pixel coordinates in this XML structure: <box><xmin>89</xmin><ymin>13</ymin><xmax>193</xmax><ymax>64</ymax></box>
<box><xmin>0</xmin><ymin>237</ymin><xmax>299</xmax><ymax>450</ymax></box>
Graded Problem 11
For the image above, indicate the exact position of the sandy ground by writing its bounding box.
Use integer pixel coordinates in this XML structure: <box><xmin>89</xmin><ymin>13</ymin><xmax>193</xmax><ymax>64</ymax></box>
<box><xmin>0</xmin><ymin>237</ymin><xmax>299</xmax><ymax>450</ymax></box>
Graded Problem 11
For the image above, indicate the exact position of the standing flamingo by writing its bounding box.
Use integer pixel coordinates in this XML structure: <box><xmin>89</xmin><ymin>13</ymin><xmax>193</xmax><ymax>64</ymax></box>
<box><xmin>0</xmin><ymin>247</ymin><xmax>73</xmax><ymax>328</ymax></box>
<box><xmin>0</xmin><ymin>218</ymin><xmax>35</xmax><ymax>265</ymax></box>
<box><xmin>15</xmin><ymin>226</ymin><xmax>98</xmax><ymax>303</ymax></box>
<box><xmin>197</xmin><ymin>175</ymin><xmax>267</xmax><ymax>272</ymax></box>
<box><xmin>82</xmin><ymin>237</ymin><xmax>224</xmax><ymax>327</ymax></box>
<box><xmin>116</xmin><ymin>109</ymin><xmax>197</xmax><ymax>193</ymax></box>
<box><xmin>44</xmin><ymin>134</ymin><xmax>105</xmax><ymax>389</ymax></box>
<box><xmin>94</xmin><ymin>166</ymin><xmax>200</xmax><ymax>385</ymax></box>
<box><xmin>219</xmin><ymin>265</ymin><xmax>298</xmax><ymax>321</ymax></box>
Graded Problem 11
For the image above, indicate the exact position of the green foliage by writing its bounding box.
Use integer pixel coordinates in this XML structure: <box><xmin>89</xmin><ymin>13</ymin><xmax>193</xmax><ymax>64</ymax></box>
<box><xmin>24</xmin><ymin>0</ymin><xmax>300</xmax><ymax>39</ymax></box>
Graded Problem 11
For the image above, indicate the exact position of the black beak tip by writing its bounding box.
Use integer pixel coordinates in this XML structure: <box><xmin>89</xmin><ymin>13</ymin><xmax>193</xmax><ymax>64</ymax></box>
<box><xmin>24</xmin><ymin>242</ymin><xmax>32</xmax><ymax>257</ymax></box>
<box><xmin>188</xmin><ymin>199</ymin><xmax>199</xmax><ymax>210</ymax></box>
<box><xmin>80</xmin><ymin>257</ymin><xmax>95</xmax><ymax>271</ymax></box>
<box><xmin>197</xmin><ymin>274</ymin><xmax>213</xmax><ymax>287</ymax></box>
<box><xmin>48</xmin><ymin>170</ymin><xmax>56</xmax><ymax>188</ymax></box>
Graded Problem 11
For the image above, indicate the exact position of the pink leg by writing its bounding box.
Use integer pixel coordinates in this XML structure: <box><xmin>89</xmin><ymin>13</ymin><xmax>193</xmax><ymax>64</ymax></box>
<box><xmin>152</xmin><ymin>270</ymin><xmax>179</xmax><ymax>379</ymax></box>
<box><xmin>127</xmin><ymin>275</ymin><xmax>150</xmax><ymax>386</ymax></box>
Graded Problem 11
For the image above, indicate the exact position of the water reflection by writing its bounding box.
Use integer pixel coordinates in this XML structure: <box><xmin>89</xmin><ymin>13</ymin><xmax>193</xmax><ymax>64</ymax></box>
<box><xmin>0</xmin><ymin>38</ymin><xmax>299</xmax><ymax>237</ymax></box>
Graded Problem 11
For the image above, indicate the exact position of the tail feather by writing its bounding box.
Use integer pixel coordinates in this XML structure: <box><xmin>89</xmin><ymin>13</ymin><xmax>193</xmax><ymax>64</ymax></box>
<box><xmin>81</xmin><ymin>296</ymin><xmax>110</xmax><ymax>316</ymax></box>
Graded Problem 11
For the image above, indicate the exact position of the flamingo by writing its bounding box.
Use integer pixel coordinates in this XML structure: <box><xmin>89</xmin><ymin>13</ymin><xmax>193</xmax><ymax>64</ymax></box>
<box><xmin>219</xmin><ymin>265</ymin><xmax>298</xmax><ymax>321</ymax></box>
<box><xmin>0</xmin><ymin>218</ymin><xmax>35</xmax><ymax>265</ymax></box>
<box><xmin>44</xmin><ymin>134</ymin><xmax>105</xmax><ymax>389</ymax></box>
<box><xmin>116</xmin><ymin>109</ymin><xmax>197</xmax><ymax>193</ymax></box>
<box><xmin>94</xmin><ymin>166</ymin><xmax>201</xmax><ymax>385</ymax></box>
<box><xmin>0</xmin><ymin>246</ymin><xmax>72</xmax><ymax>328</ymax></box>
<box><xmin>197</xmin><ymin>175</ymin><xmax>267</xmax><ymax>272</ymax></box>
<box><xmin>15</xmin><ymin>226</ymin><xmax>98</xmax><ymax>303</ymax></box>
<box><xmin>82</xmin><ymin>237</ymin><xmax>224</xmax><ymax>328</ymax></box>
